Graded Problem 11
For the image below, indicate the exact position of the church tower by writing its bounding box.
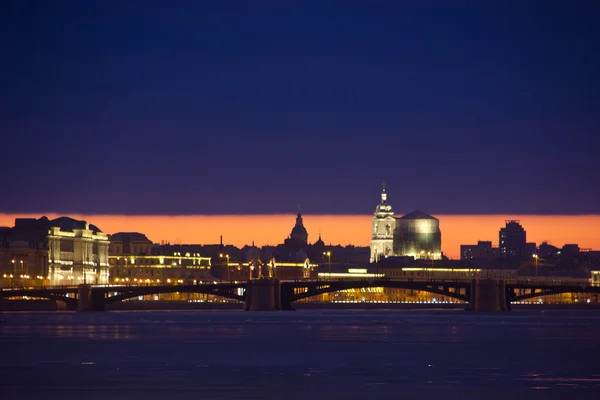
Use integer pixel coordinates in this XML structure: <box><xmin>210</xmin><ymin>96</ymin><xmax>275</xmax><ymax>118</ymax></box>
<box><xmin>370</xmin><ymin>183</ymin><xmax>396</xmax><ymax>263</ymax></box>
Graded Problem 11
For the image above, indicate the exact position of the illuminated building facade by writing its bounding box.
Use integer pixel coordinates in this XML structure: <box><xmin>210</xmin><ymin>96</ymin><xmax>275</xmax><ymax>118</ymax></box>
<box><xmin>370</xmin><ymin>184</ymin><xmax>395</xmax><ymax>262</ymax></box>
<box><xmin>370</xmin><ymin>185</ymin><xmax>442</xmax><ymax>262</ymax></box>
<box><xmin>394</xmin><ymin>211</ymin><xmax>442</xmax><ymax>260</ymax></box>
<box><xmin>109</xmin><ymin>252</ymin><xmax>212</xmax><ymax>283</ymax></box>
<box><xmin>47</xmin><ymin>219</ymin><xmax>110</xmax><ymax>285</ymax></box>
<box><xmin>0</xmin><ymin>217</ymin><xmax>109</xmax><ymax>286</ymax></box>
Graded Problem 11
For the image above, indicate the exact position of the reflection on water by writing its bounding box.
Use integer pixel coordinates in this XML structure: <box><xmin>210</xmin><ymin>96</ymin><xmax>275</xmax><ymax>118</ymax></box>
<box><xmin>1</xmin><ymin>310</ymin><xmax>599</xmax><ymax>399</ymax></box>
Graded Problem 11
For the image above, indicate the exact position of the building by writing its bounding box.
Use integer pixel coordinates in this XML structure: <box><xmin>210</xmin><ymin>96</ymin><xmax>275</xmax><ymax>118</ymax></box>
<box><xmin>0</xmin><ymin>216</ymin><xmax>110</xmax><ymax>286</ymax></box>
<box><xmin>109</xmin><ymin>232</ymin><xmax>153</xmax><ymax>256</ymax></box>
<box><xmin>461</xmin><ymin>241</ymin><xmax>493</xmax><ymax>260</ymax></box>
<box><xmin>499</xmin><ymin>220</ymin><xmax>527</xmax><ymax>257</ymax></box>
<box><xmin>108</xmin><ymin>237</ymin><xmax>213</xmax><ymax>284</ymax></box>
<box><xmin>0</xmin><ymin>224</ymin><xmax>49</xmax><ymax>286</ymax></box>
<box><xmin>283</xmin><ymin>210</ymin><xmax>309</xmax><ymax>252</ymax></box>
<box><xmin>394</xmin><ymin>211</ymin><xmax>442</xmax><ymax>260</ymax></box>
<box><xmin>370</xmin><ymin>184</ymin><xmax>442</xmax><ymax>263</ymax></box>
<box><xmin>47</xmin><ymin>218</ymin><xmax>110</xmax><ymax>285</ymax></box>
<box><xmin>370</xmin><ymin>184</ymin><xmax>396</xmax><ymax>262</ymax></box>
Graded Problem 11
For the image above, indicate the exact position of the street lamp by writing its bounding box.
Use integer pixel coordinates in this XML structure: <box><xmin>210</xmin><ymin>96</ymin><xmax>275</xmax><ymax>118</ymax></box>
<box><xmin>323</xmin><ymin>251</ymin><xmax>331</xmax><ymax>280</ymax></box>
<box><xmin>533</xmin><ymin>254</ymin><xmax>539</xmax><ymax>278</ymax></box>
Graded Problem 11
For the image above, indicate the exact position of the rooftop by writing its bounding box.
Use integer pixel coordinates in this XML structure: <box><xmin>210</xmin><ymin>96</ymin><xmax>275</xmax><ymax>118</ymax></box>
<box><xmin>397</xmin><ymin>210</ymin><xmax>437</xmax><ymax>220</ymax></box>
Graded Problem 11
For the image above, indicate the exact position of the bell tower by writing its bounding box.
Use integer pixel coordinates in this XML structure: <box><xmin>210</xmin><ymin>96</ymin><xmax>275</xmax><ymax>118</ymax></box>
<box><xmin>370</xmin><ymin>183</ymin><xmax>396</xmax><ymax>263</ymax></box>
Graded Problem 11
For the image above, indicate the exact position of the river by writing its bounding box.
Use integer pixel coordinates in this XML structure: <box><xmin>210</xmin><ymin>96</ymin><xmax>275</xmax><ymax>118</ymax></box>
<box><xmin>1</xmin><ymin>309</ymin><xmax>599</xmax><ymax>399</ymax></box>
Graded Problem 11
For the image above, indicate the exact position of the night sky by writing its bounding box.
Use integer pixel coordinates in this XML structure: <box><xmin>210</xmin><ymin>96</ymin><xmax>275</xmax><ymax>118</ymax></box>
<box><xmin>2</xmin><ymin>1</ymin><xmax>599</xmax><ymax>215</ymax></box>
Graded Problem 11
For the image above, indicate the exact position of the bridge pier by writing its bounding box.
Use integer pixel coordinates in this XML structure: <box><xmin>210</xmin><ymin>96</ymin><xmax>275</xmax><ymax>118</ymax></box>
<box><xmin>245</xmin><ymin>279</ymin><xmax>283</xmax><ymax>311</ymax></box>
<box><xmin>77</xmin><ymin>284</ymin><xmax>106</xmax><ymax>312</ymax></box>
<box><xmin>468</xmin><ymin>279</ymin><xmax>510</xmax><ymax>312</ymax></box>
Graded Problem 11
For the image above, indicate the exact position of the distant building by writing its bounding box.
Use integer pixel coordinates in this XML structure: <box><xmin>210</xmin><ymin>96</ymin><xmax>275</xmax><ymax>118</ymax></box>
<box><xmin>524</xmin><ymin>242</ymin><xmax>537</xmax><ymax>258</ymax></box>
<box><xmin>538</xmin><ymin>241</ymin><xmax>560</xmax><ymax>258</ymax></box>
<box><xmin>499</xmin><ymin>220</ymin><xmax>527</xmax><ymax>257</ymax></box>
<box><xmin>562</xmin><ymin>244</ymin><xmax>581</xmax><ymax>257</ymax></box>
<box><xmin>461</xmin><ymin>241</ymin><xmax>494</xmax><ymax>260</ymax></box>
<box><xmin>283</xmin><ymin>210</ymin><xmax>309</xmax><ymax>252</ymax></box>
<box><xmin>109</xmin><ymin>232</ymin><xmax>153</xmax><ymax>256</ymax></box>
<box><xmin>370</xmin><ymin>184</ymin><xmax>442</xmax><ymax>262</ymax></box>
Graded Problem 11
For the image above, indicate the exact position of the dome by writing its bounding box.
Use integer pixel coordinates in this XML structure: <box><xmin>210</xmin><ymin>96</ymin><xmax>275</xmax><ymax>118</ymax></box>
<box><xmin>289</xmin><ymin>212</ymin><xmax>308</xmax><ymax>243</ymax></box>
<box><xmin>50</xmin><ymin>217</ymin><xmax>103</xmax><ymax>233</ymax></box>
<box><xmin>397</xmin><ymin>210</ymin><xmax>437</xmax><ymax>221</ymax></box>
<box><xmin>314</xmin><ymin>234</ymin><xmax>325</xmax><ymax>247</ymax></box>
<box><xmin>292</xmin><ymin>225</ymin><xmax>308</xmax><ymax>236</ymax></box>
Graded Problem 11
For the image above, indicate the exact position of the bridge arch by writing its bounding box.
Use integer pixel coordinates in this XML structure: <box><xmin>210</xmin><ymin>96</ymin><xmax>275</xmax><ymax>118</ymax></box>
<box><xmin>287</xmin><ymin>280</ymin><xmax>470</xmax><ymax>303</ymax></box>
<box><xmin>510</xmin><ymin>287</ymin><xmax>598</xmax><ymax>302</ymax></box>
<box><xmin>0</xmin><ymin>289</ymin><xmax>79</xmax><ymax>308</ymax></box>
<box><xmin>102</xmin><ymin>285</ymin><xmax>246</xmax><ymax>305</ymax></box>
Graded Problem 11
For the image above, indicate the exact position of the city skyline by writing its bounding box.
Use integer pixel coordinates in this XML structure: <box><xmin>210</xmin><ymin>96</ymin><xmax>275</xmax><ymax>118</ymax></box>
<box><xmin>2</xmin><ymin>2</ymin><xmax>599</xmax><ymax>215</ymax></box>
<box><xmin>2</xmin><ymin>213</ymin><xmax>598</xmax><ymax>260</ymax></box>
<box><xmin>2</xmin><ymin>3</ymin><xmax>600</xmax><ymax>398</ymax></box>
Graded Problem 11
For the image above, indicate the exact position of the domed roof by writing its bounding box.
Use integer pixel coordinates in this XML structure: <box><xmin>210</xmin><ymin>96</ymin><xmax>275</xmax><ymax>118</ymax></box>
<box><xmin>314</xmin><ymin>234</ymin><xmax>325</xmax><ymax>247</ymax></box>
<box><xmin>50</xmin><ymin>216</ymin><xmax>103</xmax><ymax>233</ymax></box>
<box><xmin>292</xmin><ymin>224</ymin><xmax>308</xmax><ymax>235</ymax></box>
<box><xmin>290</xmin><ymin>212</ymin><xmax>308</xmax><ymax>239</ymax></box>
<box><xmin>397</xmin><ymin>210</ymin><xmax>437</xmax><ymax>221</ymax></box>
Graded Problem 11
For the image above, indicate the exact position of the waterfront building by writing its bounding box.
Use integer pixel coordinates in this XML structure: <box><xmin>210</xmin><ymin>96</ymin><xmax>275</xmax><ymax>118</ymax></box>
<box><xmin>370</xmin><ymin>185</ymin><xmax>442</xmax><ymax>262</ymax></box>
<box><xmin>109</xmin><ymin>240</ymin><xmax>212</xmax><ymax>283</ymax></box>
<box><xmin>0</xmin><ymin>216</ymin><xmax>110</xmax><ymax>286</ymax></box>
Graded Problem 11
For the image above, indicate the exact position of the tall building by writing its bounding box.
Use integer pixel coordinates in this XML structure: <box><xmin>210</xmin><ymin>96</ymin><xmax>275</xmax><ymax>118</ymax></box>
<box><xmin>370</xmin><ymin>184</ymin><xmax>395</xmax><ymax>262</ymax></box>
<box><xmin>370</xmin><ymin>185</ymin><xmax>442</xmax><ymax>263</ymax></box>
<box><xmin>499</xmin><ymin>220</ymin><xmax>526</xmax><ymax>257</ymax></box>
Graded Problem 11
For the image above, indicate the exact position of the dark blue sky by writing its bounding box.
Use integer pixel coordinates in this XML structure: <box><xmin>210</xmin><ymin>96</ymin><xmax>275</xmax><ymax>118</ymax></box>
<box><xmin>2</xmin><ymin>1</ymin><xmax>599</xmax><ymax>215</ymax></box>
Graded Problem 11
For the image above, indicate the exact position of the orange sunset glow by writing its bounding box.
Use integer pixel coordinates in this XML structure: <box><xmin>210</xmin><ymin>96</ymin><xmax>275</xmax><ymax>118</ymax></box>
<box><xmin>1</xmin><ymin>213</ymin><xmax>598</xmax><ymax>259</ymax></box>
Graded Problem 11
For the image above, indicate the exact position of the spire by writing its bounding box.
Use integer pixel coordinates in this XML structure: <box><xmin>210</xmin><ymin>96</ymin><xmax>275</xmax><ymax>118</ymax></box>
<box><xmin>381</xmin><ymin>182</ymin><xmax>387</xmax><ymax>203</ymax></box>
<box><xmin>297</xmin><ymin>204</ymin><xmax>301</xmax><ymax>216</ymax></box>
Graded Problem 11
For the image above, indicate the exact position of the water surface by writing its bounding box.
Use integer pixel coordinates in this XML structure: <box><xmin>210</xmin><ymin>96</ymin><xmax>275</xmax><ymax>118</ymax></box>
<box><xmin>1</xmin><ymin>309</ymin><xmax>599</xmax><ymax>399</ymax></box>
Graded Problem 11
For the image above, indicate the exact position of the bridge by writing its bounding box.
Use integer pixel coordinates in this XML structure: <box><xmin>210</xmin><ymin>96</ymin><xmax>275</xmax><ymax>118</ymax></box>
<box><xmin>1</xmin><ymin>279</ymin><xmax>599</xmax><ymax>312</ymax></box>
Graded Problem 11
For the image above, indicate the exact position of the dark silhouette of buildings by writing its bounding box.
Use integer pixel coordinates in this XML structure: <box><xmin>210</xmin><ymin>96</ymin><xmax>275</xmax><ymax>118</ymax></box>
<box><xmin>461</xmin><ymin>241</ymin><xmax>496</xmax><ymax>260</ymax></box>
<box><xmin>499</xmin><ymin>220</ymin><xmax>527</xmax><ymax>257</ymax></box>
